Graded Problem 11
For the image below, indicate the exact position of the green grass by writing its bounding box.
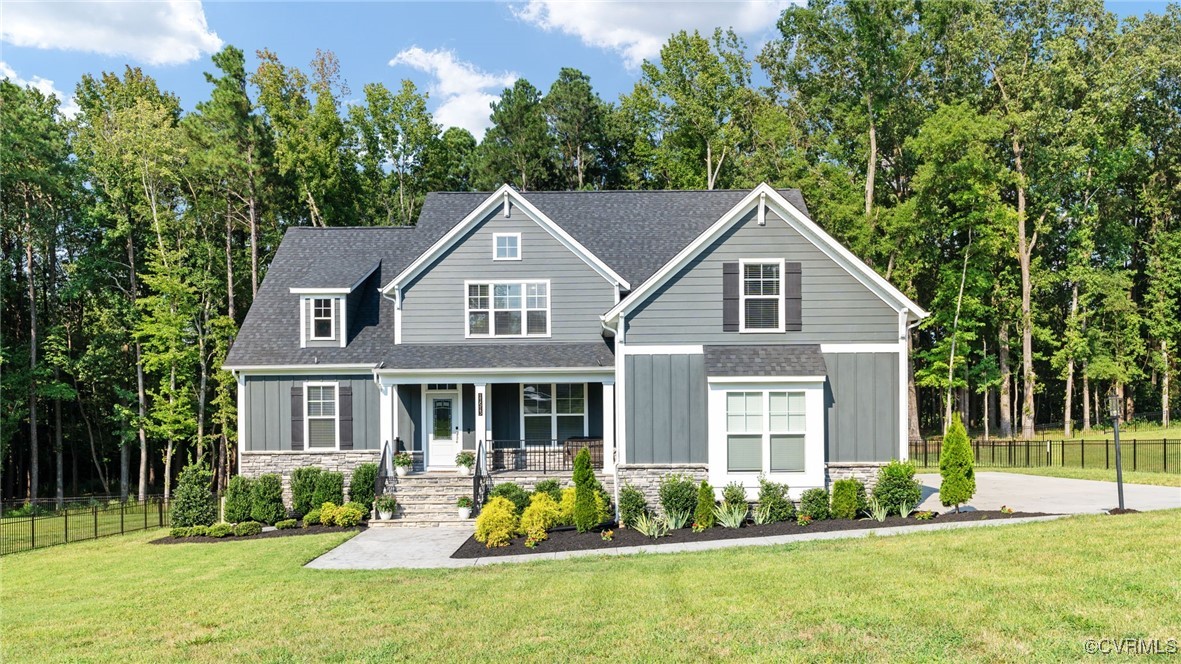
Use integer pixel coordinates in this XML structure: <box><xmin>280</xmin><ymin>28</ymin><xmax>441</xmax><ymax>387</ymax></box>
<box><xmin>917</xmin><ymin>466</ymin><xmax>1181</xmax><ymax>488</ymax></box>
<box><xmin>0</xmin><ymin>500</ymin><xmax>167</xmax><ymax>555</ymax></box>
<box><xmin>3</xmin><ymin>511</ymin><xmax>1180</xmax><ymax>662</ymax></box>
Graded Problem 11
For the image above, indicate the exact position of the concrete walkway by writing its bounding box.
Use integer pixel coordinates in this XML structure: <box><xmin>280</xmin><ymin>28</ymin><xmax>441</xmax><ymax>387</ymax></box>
<box><xmin>916</xmin><ymin>471</ymin><xmax>1181</xmax><ymax>514</ymax></box>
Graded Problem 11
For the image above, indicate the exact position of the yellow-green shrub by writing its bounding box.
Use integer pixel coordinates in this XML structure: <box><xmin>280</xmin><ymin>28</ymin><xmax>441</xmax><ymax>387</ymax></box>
<box><xmin>319</xmin><ymin>502</ymin><xmax>339</xmax><ymax>526</ymax></box>
<box><xmin>519</xmin><ymin>492</ymin><xmax>560</xmax><ymax>536</ymax></box>
<box><xmin>474</xmin><ymin>497</ymin><xmax>519</xmax><ymax>548</ymax></box>
<box><xmin>557</xmin><ymin>487</ymin><xmax>576</xmax><ymax>525</ymax></box>
<box><xmin>334</xmin><ymin>502</ymin><xmax>365</xmax><ymax>527</ymax></box>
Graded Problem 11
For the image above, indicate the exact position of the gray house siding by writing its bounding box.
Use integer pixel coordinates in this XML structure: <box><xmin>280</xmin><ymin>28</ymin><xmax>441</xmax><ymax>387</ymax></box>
<box><xmin>824</xmin><ymin>352</ymin><xmax>899</xmax><ymax>462</ymax></box>
<box><xmin>624</xmin><ymin>354</ymin><xmax>708</xmax><ymax>464</ymax></box>
<box><xmin>244</xmin><ymin>374</ymin><xmax>379</xmax><ymax>451</ymax></box>
<box><xmin>401</xmin><ymin>205</ymin><xmax>617</xmax><ymax>343</ymax></box>
<box><xmin>624</xmin><ymin>209</ymin><xmax>899</xmax><ymax>344</ymax></box>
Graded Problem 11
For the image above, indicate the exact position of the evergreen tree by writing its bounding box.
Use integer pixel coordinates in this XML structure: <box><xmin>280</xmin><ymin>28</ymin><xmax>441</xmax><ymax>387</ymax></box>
<box><xmin>693</xmin><ymin>480</ymin><xmax>716</xmax><ymax>530</ymax></box>
<box><xmin>939</xmin><ymin>413</ymin><xmax>975</xmax><ymax>512</ymax></box>
<box><xmin>571</xmin><ymin>447</ymin><xmax>597</xmax><ymax>532</ymax></box>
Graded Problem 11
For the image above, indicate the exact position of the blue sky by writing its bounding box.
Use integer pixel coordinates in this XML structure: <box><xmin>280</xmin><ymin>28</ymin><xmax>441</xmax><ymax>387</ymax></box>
<box><xmin>0</xmin><ymin>1</ymin><xmax>1171</xmax><ymax>138</ymax></box>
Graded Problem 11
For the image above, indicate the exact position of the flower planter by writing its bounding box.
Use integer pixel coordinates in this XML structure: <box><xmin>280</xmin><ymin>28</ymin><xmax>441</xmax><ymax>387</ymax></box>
<box><xmin>378</xmin><ymin>510</ymin><xmax>393</xmax><ymax>520</ymax></box>
<box><xmin>395</xmin><ymin>466</ymin><xmax>409</xmax><ymax>478</ymax></box>
<box><xmin>456</xmin><ymin>466</ymin><xmax>470</xmax><ymax>477</ymax></box>
<box><xmin>458</xmin><ymin>506</ymin><xmax>471</xmax><ymax>519</ymax></box>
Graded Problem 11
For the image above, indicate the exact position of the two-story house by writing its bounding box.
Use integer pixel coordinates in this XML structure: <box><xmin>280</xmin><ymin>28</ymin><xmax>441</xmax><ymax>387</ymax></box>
<box><xmin>223</xmin><ymin>183</ymin><xmax>928</xmax><ymax>523</ymax></box>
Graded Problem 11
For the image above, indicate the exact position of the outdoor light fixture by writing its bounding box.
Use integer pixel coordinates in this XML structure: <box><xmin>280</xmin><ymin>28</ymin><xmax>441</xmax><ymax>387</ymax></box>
<box><xmin>1108</xmin><ymin>388</ymin><xmax>1126</xmax><ymax>511</ymax></box>
<box><xmin>1107</xmin><ymin>392</ymin><xmax>1120</xmax><ymax>419</ymax></box>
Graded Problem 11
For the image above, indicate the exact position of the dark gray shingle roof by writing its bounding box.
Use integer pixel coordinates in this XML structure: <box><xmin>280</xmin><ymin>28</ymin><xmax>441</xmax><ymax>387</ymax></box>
<box><xmin>703</xmin><ymin>344</ymin><xmax>827</xmax><ymax>377</ymax></box>
<box><xmin>382</xmin><ymin>341</ymin><xmax>615</xmax><ymax>370</ymax></box>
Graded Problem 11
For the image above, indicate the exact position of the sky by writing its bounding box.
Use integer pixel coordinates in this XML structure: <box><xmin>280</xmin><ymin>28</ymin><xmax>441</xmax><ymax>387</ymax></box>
<box><xmin>0</xmin><ymin>0</ymin><xmax>1172</xmax><ymax>139</ymax></box>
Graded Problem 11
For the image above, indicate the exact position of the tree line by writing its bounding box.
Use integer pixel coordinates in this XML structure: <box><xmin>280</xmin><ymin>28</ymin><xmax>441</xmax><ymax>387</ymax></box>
<box><xmin>3</xmin><ymin>0</ymin><xmax>1179</xmax><ymax>503</ymax></box>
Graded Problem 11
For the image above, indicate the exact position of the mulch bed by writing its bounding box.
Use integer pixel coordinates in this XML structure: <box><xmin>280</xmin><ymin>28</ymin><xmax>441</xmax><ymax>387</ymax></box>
<box><xmin>150</xmin><ymin>525</ymin><xmax>362</xmax><ymax>545</ymax></box>
<box><xmin>1107</xmin><ymin>508</ymin><xmax>1141</xmax><ymax>515</ymax></box>
<box><xmin>452</xmin><ymin>510</ymin><xmax>1054</xmax><ymax>559</ymax></box>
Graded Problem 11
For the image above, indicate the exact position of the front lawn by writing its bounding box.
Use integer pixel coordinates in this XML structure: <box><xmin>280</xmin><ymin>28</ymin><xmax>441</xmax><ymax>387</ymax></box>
<box><xmin>3</xmin><ymin>510</ymin><xmax>1179</xmax><ymax>661</ymax></box>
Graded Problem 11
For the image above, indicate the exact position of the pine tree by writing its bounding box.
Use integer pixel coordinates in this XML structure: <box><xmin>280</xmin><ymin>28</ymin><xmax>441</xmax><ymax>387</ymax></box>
<box><xmin>572</xmin><ymin>447</ymin><xmax>597</xmax><ymax>532</ymax></box>
<box><xmin>693</xmin><ymin>480</ymin><xmax>716</xmax><ymax>531</ymax></box>
<box><xmin>939</xmin><ymin>413</ymin><xmax>975</xmax><ymax>512</ymax></box>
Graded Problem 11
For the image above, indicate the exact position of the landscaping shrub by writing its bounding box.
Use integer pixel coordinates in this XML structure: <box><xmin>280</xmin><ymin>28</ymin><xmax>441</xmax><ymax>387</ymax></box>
<box><xmin>489</xmin><ymin>482</ymin><xmax>530</xmax><ymax>514</ymax></box>
<box><xmin>572</xmin><ymin>448</ymin><xmax>598</xmax><ymax>532</ymax></box>
<box><xmin>658</xmin><ymin>473</ymin><xmax>697</xmax><ymax>517</ymax></box>
<box><xmin>939</xmin><ymin>413</ymin><xmax>976</xmax><ymax>512</ymax></box>
<box><xmin>190</xmin><ymin>525</ymin><xmax>209</xmax><ymax>537</ymax></box>
<box><xmin>303</xmin><ymin>508</ymin><xmax>322</xmax><ymax>526</ymax></box>
<box><xmin>208</xmin><ymin>523</ymin><xmax>233</xmax><ymax>538</ymax></box>
<box><xmin>313</xmin><ymin>471</ymin><xmax>345</xmax><ymax>508</ymax></box>
<box><xmin>234</xmin><ymin>521</ymin><xmax>263</xmax><ymax>537</ymax></box>
<box><xmin>799</xmin><ymin>488</ymin><xmax>831</xmax><ymax>520</ymax></box>
<box><xmin>319</xmin><ymin>502</ymin><xmax>339</xmax><ymax>527</ymax></box>
<box><xmin>349</xmin><ymin>463</ymin><xmax>379</xmax><ymax>512</ymax></box>
<box><xmin>170</xmin><ymin>527</ymin><xmax>192</xmax><ymax>538</ymax></box>
<box><xmin>714</xmin><ymin>502</ymin><xmax>747</xmax><ymax>528</ymax></box>
<box><xmin>249</xmin><ymin>474</ymin><xmax>286</xmax><ymax>525</ymax></box>
<box><xmin>334</xmin><ymin>502</ymin><xmax>365</xmax><ymax>527</ymax></box>
<box><xmin>290</xmin><ymin>467</ymin><xmax>322</xmax><ymax>517</ymax></box>
<box><xmin>693</xmin><ymin>481</ymin><xmax>716</xmax><ymax>531</ymax></box>
<box><xmin>519</xmin><ymin>492</ymin><xmax>560</xmax><ymax>541</ymax></box>
<box><xmin>756</xmin><ymin>477</ymin><xmax>795</xmax><ymax>523</ymax></box>
<box><xmin>474</xmin><ymin>496</ymin><xmax>518</xmax><ymax>548</ymax></box>
<box><xmin>557</xmin><ymin>487</ymin><xmax>576</xmax><ymax>526</ymax></box>
<box><xmin>593</xmin><ymin>490</ymin><xmax>612</xmax><ymax>525</ymax></box>
<box><xmin>873</xmin><ymin>460</ymin><xmax>922</xmax><ymax>516</ymax></box>
<box><xmin>618</xmin><ymin>483</ymin><xmax>648</xmax><ymax>528</ymax></box>
<box><xmin>223</xmin><ymin>475</ymin><xmax>253</xmax><ymax>523</ymax></box>
<box><xmin>721</xmin><ymin>481</ymin><xmax>747</xmax><ymax>507</ymax></box>
<box><xmin>534</xmin><ymin>479</ymin><xmax>562</xmax><ymax>504</ymax></box>
<box><xmin>830</xmin><ymin>479</ymin><xmax>867</xmax><ymax>520</ymax></box>
<box><xmin>275</xmin><ymin>519</ymin><xmax>298</xmax><ymax>530</ymax></box>
<box><xmin>172</xmin><ymin>463</ymin><xmax>217</xmax><ymax>527</ymax></box>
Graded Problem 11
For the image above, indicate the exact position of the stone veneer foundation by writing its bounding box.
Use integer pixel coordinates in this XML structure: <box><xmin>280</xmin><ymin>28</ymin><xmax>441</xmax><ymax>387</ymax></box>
<box><xmin>614</xmin><ymin>463</ymin><xmax>708</xmax><ymax>515</ymax></box>
<box><xmin>239</xmin><ymin>450</ymin><xmax>382</xmax><ymax>506</ymax></box>
<box><xmin>825</xmin><ymin>462</ymin><xmax>888</xmax><ymax>491</ymax></box>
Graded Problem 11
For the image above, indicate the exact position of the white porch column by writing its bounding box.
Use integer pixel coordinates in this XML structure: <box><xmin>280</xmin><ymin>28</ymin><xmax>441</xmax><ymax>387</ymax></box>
<box><xmin>474</xmin><ymin>383</ymin><xmax>488</xmax><ymax>448</ymax></box>
<box><xmin>602</xmin><ymin>379</ymin><xmax>616</xmax><ymax>475</ymax></box>
<box><xmin>378</xmin><ymin>379</ymin><xmax>394</xmax><ymax>473</ymax></box>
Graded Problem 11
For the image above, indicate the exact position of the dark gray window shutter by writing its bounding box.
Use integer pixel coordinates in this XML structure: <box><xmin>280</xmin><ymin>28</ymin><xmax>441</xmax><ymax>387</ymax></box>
<box><xmin>785</xmin><ymin>262</ymin><xmax>802</xmax><ymax>331</ymax></box>
<box><xmin>722</xmin><ymin>262</ymin><xmax>740</xmax><ymax>332</ymax></box>
<box><xmin>338</xmin><ymin>385</ymin><xmax>353</xmax><ymax>450</ymax></box>
<box><xmin>290</xmin><ymin>386</ymin><xmax>304</xmax><ymax>451</ymax></box>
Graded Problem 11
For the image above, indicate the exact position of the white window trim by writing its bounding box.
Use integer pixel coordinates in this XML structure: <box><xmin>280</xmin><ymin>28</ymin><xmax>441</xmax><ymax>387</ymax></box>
<box><xmin>308</xmin><ymin>297</ymin><xmax>337</xmax><ymax>341</ymax></box>
<box><xmin>723</xmin><ymin>390</ymin><xmax>807</xmax><ymax>474</ymax></box>
<box><xmin>707</xmin><ymin>379</ymin><xmax>825</xmax><ymax>499</ymax></box>
<box><xmin>464</xmin><ymin>279</ymin><xmax>552</xmax><ymax>339</ymax></box>
<box><xmin>303</xmin><ymin>381</ymin><xmax>340</xmax><ymax>452</ymax></box>
<box><xmin>739</xmin><ymin>258</ymin><xmax>786</xmax><ymax>333</ymax></box>
<box><xmin>519</xmin><ymin>383</ymin><xmax>589</xmax><ymax>447</ymax></box>
<box><xmin>492</xmin><ymin>232</ymin><xmax>522</xmax><ymax>261</ymax></box>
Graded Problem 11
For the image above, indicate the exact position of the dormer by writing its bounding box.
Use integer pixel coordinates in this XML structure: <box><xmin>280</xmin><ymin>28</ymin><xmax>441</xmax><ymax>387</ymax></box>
<box><xmin>290</xmin><ymin>259</ymin><xmax>381</xmax><ymax>349</ymax></box>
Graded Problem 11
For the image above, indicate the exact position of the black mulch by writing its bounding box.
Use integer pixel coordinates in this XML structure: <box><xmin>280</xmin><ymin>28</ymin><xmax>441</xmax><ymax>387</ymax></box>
<box><xmin>451</xmin><ymin>510</ymin><xmax>1055</xmax><ymax>559</ymax></box>
<box><xmin>150</xmin><ymin>525</ymin><xmax>362</xmax><ymax>545</ymax></box>
<box><xmin>1107</xmin><ymin>508</ymin><xmax>1141</xmax><ymax>515</ymax></box>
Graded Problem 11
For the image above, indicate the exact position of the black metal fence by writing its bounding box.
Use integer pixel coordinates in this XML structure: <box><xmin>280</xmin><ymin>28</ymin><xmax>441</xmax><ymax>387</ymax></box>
<box><xmin>0</xmin><ymin>496</ymin><xmax>171</xmax><ymax>556</ymax></box>
<box><xmin>909</xmin><ymin>438</ymin><xmax>1180</xmax><ymax>475</ymax></box>
<box><xmin>486</xmin><ymin>439</ymin><xmax>604</xmax><ymax>473</ymax></box>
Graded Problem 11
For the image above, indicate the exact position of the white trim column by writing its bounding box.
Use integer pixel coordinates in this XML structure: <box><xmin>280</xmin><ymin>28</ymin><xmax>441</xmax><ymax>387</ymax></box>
<box><xmin>236</xmin><ymin>372</ymin><xmax>246</xmax><ymax>460</ymax></box>
<box><xmin>602</xmin><ymin>379</ymin><xmax>616</xmax><ymax>475</ymax></box>
<box><xmin>474</xmin><ymin>383</ymin><xmax>488</xmax><ymax>446</ymax></box>
<box><xmin>378</xmin><ymin>378</ymin><xmax>394</xmax><ymax>470</ymax></box>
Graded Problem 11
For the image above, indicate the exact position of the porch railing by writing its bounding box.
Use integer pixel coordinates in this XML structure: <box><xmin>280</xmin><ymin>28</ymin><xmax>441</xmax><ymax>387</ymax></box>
<box><xmin>373</xmin><ymin>439</ymin><xmax>394</xmax><ymax>516</ymax></box>
<box><xmin>472</xmin><ymin>439</ymin><xmax>493</xmax><ymax>516</ymax></box>
<box><xmin>485</xmin><ymin>439</ymin><xmax>604</xmax><ymax>474</ymax></box>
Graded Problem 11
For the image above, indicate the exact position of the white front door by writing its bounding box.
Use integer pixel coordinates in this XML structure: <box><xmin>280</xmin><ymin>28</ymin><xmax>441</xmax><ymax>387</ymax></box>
<box><xmin>427</xmin><ymin>392</ymin><xmax>459</xmax><ymax>469</ymax></box>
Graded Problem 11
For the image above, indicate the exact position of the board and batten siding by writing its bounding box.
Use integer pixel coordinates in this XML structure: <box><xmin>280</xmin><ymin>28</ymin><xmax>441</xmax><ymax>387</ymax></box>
<box><xmin>244</xmin><ymin>374</ymin><xmax>379</xmax><ymax>451</ymax></box>
<box><xmin>824</xmin><ymin>352</ymin><xmax>899</xmax><ymax>462</ymax></box>
<box><xmin>624</xmin><ymin>208</ymin><xmax>899</xmax><ymax>344</ymax></box>
<box><xmin>624</xmin><ymin>354</ymin><xmax>708</xmax><ymax>464</ymax></box>
<box><xmin>396</xmin><ymin>384</ymin><xmax>421</xmax><ymax>451</ymax></box>
<box><xmin>400</xmin><ymin>205</ymin><xmax>617</xmax><ymax>343</ymax></box>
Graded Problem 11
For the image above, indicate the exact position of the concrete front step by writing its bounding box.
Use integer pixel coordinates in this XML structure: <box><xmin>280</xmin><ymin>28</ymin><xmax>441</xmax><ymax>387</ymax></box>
<box><xmin>370</xmin><ymin>518</ymin><xmax>473</xmax><ymax>528</ymax></box>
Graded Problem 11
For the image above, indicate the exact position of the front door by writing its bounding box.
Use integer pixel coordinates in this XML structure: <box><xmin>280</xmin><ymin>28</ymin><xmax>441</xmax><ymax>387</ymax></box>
<box><xmin>427</xmin><ymin>393</ymin><xmax>458</xmax><ymax>469</ymax></box>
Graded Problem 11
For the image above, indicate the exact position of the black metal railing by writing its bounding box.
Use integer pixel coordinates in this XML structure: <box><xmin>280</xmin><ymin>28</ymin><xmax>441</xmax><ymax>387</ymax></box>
<box><xmin>0</xmin><ymin>495</ymin><xmax>171</xmax><ymax>556</ymax></box>
<box><xmin>472</xmin><ymin>439</ymin><xmax>493</xmax><ymax>517</ymax></box>
<box><xmin>909</xmin><ymin>438</ymin><xmax>1180</xmax><ymax>474</ymax></box>
<box><xmin>374</xmin><ymin>439</ymin><xmax>393</xmax><ymax>517</ymax></box>
<box><xmin>485</xmin><ymin>439</ymin><xmax>604</xmax><ymax>474</ymax></box>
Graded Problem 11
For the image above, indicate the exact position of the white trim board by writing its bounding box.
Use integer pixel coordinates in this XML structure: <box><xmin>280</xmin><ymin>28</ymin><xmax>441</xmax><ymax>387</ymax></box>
<box><xmin>819</xmin><ymin>344</ymin><xmax>901</xmax><ymax>354</ymax></box>
<box><xmin>619</xmin><ymin>344</ymin><xmax>704</xmax><ymax>356</ymax></box>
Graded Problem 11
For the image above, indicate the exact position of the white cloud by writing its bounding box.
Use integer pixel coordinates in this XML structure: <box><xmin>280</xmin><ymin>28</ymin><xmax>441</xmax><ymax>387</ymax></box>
<box><xmin>513</xmin><ymin>0</ymin><xmax>794</xmax><ymax>68</ymax></box>
<box><xmin>390</xmin><ymin>46</ymin><xmax>518</xmax><ymax>140</ymax></box>
<box><xmin>1</xmin><ymin>0</ymin><xmax>223</xmax><ymax>66</ymax></box>
<box><xmin>0</xmin><ymin>61</ymin><xmax>80</xmax><ymax>118</ymax></box>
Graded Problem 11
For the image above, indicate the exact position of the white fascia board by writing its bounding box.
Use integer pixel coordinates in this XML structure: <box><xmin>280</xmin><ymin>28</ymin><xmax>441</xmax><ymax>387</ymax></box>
<box><xmin>381</xmin><ymin>184</ymin><xmax>630</xmax><ymax>295</ymax></box>
<box><xmin>224</xmin><ymin>364</ymin><xmax>376</xmax><ymax>374</ymax></box>
<box><xmin>375</xmin><ymin>368</ymin><xmax>615</xmax><ymax>385</ymax></box>
<box><xmin>604</xmin><ymin>183</ymin><xmax>929</xmax><ymax>323</ymax></box>
<box><xmin>619</xmin><ymin>344</ymin><xmax>704</xmax><ymax>356</ymax></box>
<box><xmin>706</xmin><ymin>375</ymin><xmax>827</xmax><ymax>385</ymax></box>
<box><xmin>819</xmin><ymin>343</ymin><xmax>902</xmax><ymax>354</ymax></box>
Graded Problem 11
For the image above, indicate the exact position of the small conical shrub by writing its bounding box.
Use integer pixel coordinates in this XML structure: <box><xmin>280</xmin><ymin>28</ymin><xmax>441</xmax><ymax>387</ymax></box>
<box><xmin>224</xmin><ymin>475</ymin><xmax>254</xmax><ymax>523</ymax></box>
<box><xmin>939</xmin><ymin>413</ymin><xmax>976</xmax><ymax>512</ymax></box>
<box><xmin>172</xmin><ymin>463</ymin><xmax>217</xmax><ymax>527</ymax></box>
<box><xmin>693</xmin><ymin>480</ymin><xmax>716</xmax><ymax>530</ymax></box>
<box><xmin>572</xmin><ymin>447</ymin><xmax>598</xmax><ymax>532</ymax></box>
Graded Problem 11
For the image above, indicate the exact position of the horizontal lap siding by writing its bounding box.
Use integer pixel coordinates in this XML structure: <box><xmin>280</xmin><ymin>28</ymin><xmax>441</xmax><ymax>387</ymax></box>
<box><xmin>625</xmin><ymin>355</ymin><xmax>707</xmax><ymax>464</ymax></box>
<box><xmin>824</xmin><ymin>353</ymin><xmax>898</xmax><ymax>462</ymax></box>
<box><xmin>401</xmin><ymin>206</ymin><xmax>616</xmax><ymax>343</ymax></box>
<box><xmin>625</xmin><ymin>209</ymin><xmax>898</xmax><ymax>344</ymax></box>
<box><xmin>244</xmin><ymin>375</ymin><xmax>379</xmax><ymax>451</ymax></box>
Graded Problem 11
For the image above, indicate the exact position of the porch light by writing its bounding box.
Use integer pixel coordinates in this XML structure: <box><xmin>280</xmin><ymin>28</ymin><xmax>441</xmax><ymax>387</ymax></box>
<box><xmin>1106</xmin><ymin>392</ymin><xmax>1120</xmax><ymax>419</ymax></box>
<box><xmin>1107</xmin><ymin>387</ymin><xmax>1125</xmax><ymax>511</ymax></box>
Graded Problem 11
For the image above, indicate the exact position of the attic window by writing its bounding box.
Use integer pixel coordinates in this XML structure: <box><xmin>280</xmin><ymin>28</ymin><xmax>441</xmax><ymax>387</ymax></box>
<box><xmin>493</xmin><ymin>233</ymin><xmax>520</xmax><ymax>261</ymax></box>
<box><xmin>740</xmin><ymin>259</ymin><xmax>784</xmax><ymax>332</ymax></box>
<box><xmin>311</xmin><ymin>298</ymin><xmax>335</xmax><ymax>340</ymax></box>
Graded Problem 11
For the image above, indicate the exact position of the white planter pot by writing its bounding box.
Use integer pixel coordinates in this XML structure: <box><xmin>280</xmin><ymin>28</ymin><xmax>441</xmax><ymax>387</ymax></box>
<box><xmin>395</xmin><ymin>466</ymin><xmax>408</xmax><ymax>477</ymax></box>
<box><xmin>458</xmin><ymin>507</ymin><xmax>471</xmax><ymax>519</ymax></box>
<box><xmin>378</xmin><ymin>510</ymin><xmax>393</xmax><ymax>521</ymax></box>
<box><xmin>456</xmin><ymin>466</ymin><xmax>470</xmax><ymax>477</ymax></box>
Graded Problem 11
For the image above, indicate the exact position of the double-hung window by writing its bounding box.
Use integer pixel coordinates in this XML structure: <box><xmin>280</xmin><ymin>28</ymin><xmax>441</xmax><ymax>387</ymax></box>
<box><xmin>311</xmin><ymin>298</ymin><xmax>335</xmax><ymax>339</ymax></box>
<box><xmin>725</xmin><ymin>390</ymin><xmax>806</xmax><ymax>472</ymax></box>
<box><xmin>740</xmin><ymin>259</ymin><xmax>784</xmax><ymax>332</ymax></box>
<box><xmin>467</xmin><ymin>281</ymin><xmax>549</xmax><ymax>337</ymax></box>
<box><xmin>522</xmin><ymin>383</ymin><xmax>585</xmax><ymax>445</ymax></box>
<box><xmin>306</xmin><ymin>383</ymin><xmax>338</xmax><ymax>449</ymax></box>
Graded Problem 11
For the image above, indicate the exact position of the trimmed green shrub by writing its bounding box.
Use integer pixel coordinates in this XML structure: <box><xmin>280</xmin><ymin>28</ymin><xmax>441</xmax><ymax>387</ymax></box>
<box><xmin>519</xmin><ymin>492</ymin><xmax>560</xmax><ymax>538</ymax></box>
<box><xmin>490</xmin><ymin>482</ymin><xmax>530</xmax><ymax>514</ymax></box>
<box><xmin>207</xmin><ymin>523</ymin><xmax>233</xmax><ymax>538</ymax></box>
<box><xmin>799</xmin><ymin>488</ymin><xmax>831</xmax><ymax>520</ymax></box>
<box><xmin>572</xmin><ymin>448</ymin><xmax>598</xmax><ymax>532</ymax></box>
<box><xmin>756</xmin><ymin>477</ymin><xmax>795</xmax><ymax>523</ymax></box>
<box><xmin>223</xmin><ymin>475</ymin><xmax>254</xmax><ymax>523</ymax></box>
<box><xmin>249</xmin><ymin>474</ymin><xmax>286</xmax><ymax>525</ymax></box>
<box><xmin>721</xmin><ymin>481</ymin><xmax>747</xmax><ymax>507</ymax></box>
<box><xmin>658</xmin><ymin>473</ymin><xmax>697</xmax><ymax>517</ymax></box>
<box><xmin>233</xmin><ymin>521</ymin><xmax>263</xmax><ymax>537</ymax></box>
<box><xmin>693</xmin><ymin>481</ymin><xmax>716</xmax><ymax>531</ymax></box>
<box><xmin>618</xmin><ymin>483</ymin><xmax>648</xmax><ymax>528</ymax></box>
<box><xmin>939</xmin><ymin>413</ymin><xmax>976</xmax><ymax>512</ymax></box>
<box><xmin>275</xmin><ymin>519</ymin><xmax>298</xmax><ymax>530</ymax></box>
<box><xmin>290</xmin><ymin>467</ymin><xmax>322</xmax><ymax>517</ymax></box>
<box><xmin>190</xmin><ymin>525</ymin><xmax>209</xmax><ymax>537</ymax></box>
<box><xmin>830</xmin><ymin>479</ymin><xmax>867</xmax><ymax>520</ymax></box>
<box><xmin>348</xmin><ymin>463</ymin><xmax>379</xmax><ymax>512</ymax></box>
<box><xmin>303</xmin><ymin>508</ymin><xmax>322</xmax><ymax>526</ymax></box>
<box><xmin>170</xmin><ymin>527</ymin><xmax>192</xmax><ymax>538</ymax></box>
<box><xmin>474</xmin><ymin>496</ymin><xmax>518</xmax><ymax>548</ymax></box>
<box><xmin>534</xmin><ymin>479</ymin><xmax>562</xmax><ymax>504</ymax></box>
<box><xmin>313</xmin><ymin>471</ymin><xmax>345</xmax><ymax>508</ymax></box>
<box><xmin>334</xmin><ymin>503</ymin><xmax>365</xmax><ymax>527</ymax></box>
<box><xmin>172</xmin><ymin>463</ymin><xmax>217</xmax><ymax>527</ymax></box>
<box><xmin>873</xmin><ymin>460</ymin><xmax>922</xmax><ymax>516</ymax></box>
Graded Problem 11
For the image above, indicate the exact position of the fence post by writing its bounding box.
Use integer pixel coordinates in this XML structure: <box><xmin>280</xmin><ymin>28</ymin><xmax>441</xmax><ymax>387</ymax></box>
<box><xmin>1080</xmin><ymin>439</ymin><xmax>1085</xmax><ymax>468</ymax></box>
<box><xmin>1106</xmin><ymin>440</ymin><xmax>1110</xmax><ymax>469</ymax></box>
<box><xmin>93</xmin><ymin>504</ymin><xmax>98</xmax><ymax>538</ymax></box>
<box><xmin>1165</xmin><ymin>440</ymin><xmax>1169</xmax><ymax>473</ymax></box>
<box><xmin>120</xmin><ymin>500</ymin><xmax>124</xmax><ymax>535</ymax></box>
<box><xmin>1133</xmin><ymin>439</ymin><xmax>1137</xmax><ymax>471</ymax></box>
<box><xmin>30</xmin><ymin>513</ymin><xmax>35</xmax><ymax>550</ymax></box>
<box><xmin>64</xmin><ymin>507</ymin><xmax>69</xmax><ymax>544</ymax></box>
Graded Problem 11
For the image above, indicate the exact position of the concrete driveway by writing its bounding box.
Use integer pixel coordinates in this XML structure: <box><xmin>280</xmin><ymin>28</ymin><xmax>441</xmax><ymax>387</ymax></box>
<box><xmin>916</xmin><ymin>471</ymin><xmax>1181</xmax><ymax>514</ymax></box>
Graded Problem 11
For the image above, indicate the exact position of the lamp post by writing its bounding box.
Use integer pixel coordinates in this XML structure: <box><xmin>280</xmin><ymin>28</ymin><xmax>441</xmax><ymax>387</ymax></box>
<box><xmin>1107</xmin><ymin>390</ymin><xmax>1125</xmax><ymax>511</ymax></box>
